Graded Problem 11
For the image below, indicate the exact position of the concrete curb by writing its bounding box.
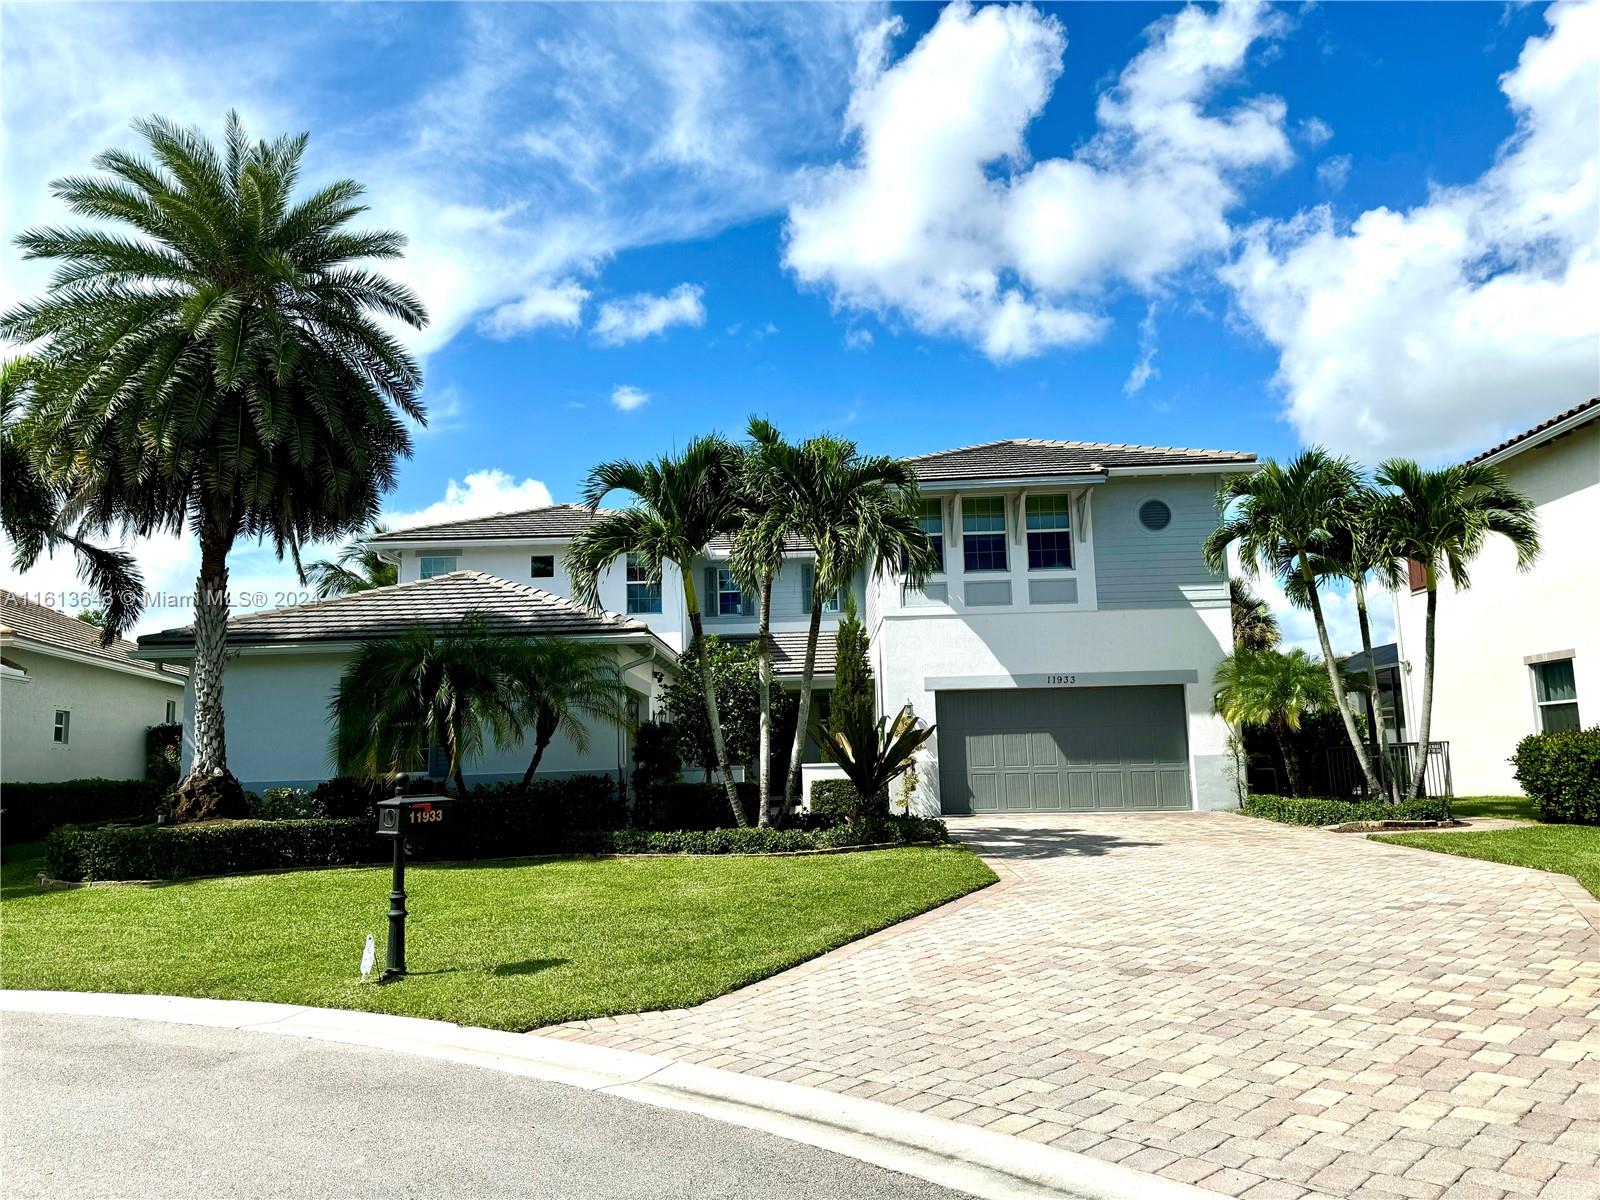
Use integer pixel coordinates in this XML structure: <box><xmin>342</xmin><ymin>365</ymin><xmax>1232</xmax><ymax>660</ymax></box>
<box><xmin>1</xmin><ymin>990</ymin><xmax>1224</xmax><ymax>1200</ymax></box>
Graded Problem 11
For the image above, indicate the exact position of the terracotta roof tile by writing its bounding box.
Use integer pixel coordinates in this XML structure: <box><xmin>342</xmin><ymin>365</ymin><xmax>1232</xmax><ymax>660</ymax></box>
<box><xmin>1465</xmin><ymin>397</ymin><xmax>1599</xmax><ymax>466</ymax></box>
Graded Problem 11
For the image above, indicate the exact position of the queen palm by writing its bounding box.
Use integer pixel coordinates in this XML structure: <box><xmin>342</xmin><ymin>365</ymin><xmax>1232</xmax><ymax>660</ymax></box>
<box><xmin>306</xmin><ymin>524</ymin><xmax>398</xmax><ymax>598</ymax></box>
<box><xmin>3</xmin><ymin>113</ymin><xmax>426</xmax><ymax>819</ymax></box>
<box><xmin>741</xmin><ymin>434</ymin><xmax>937</xmax><ymax>810</ymax></box>
<box><xmin>565</xmin><ymin>435</ymin><xmax>750</xmax><ymax>826</ymax></box>
<box><xmin>1371</xmin><ymin>458</ymin><xmax>1539</xmax><ymax>799</ymax></box>
<box><xmin>1212</xmin><ymin>648</ymin><xmax>1340</xmax><ymax>799</ymax></box>
<box><xmin>507</xmin><ymin>637</ymin><xmax>634</xmax><ymax>786</ymax></box>
<box><xmin>330</xmin><ymin>614</ymin><xmax>521</xmax><ymax>797</ymax></box>
<box><xmin>1204</xmin><ymin>450</ymin><xmax>1385</xmax><ymax>798</ymax></box>
<box><xmin>2</xmin><ymin>359</ymin><xmax>144</xmax><ymax>642</ymax></box>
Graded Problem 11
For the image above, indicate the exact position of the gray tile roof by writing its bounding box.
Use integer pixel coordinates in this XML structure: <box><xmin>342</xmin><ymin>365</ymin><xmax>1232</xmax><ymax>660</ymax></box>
<box><xmin>1</xmin><ymin>591</ymin><xmax>186</xmax><ymax>679</ymax></box>
<box><xmin>1465</xmin><ymin>396</ymin><xmax>1599</xmax><ymax>466</ymax></box>
<box><xmin>724</xmin><ymin>629</ymin><xmax>838</xmax><ymax>678</ymax></box>
<box><xmin>906</xmin><ymin>438</ymin><xmax>1255</xmax><ymax>482</ymax></box>
<box><xmin>139</xmin><ymin>571</ymin><xmax>655</xmax><ymax>650</ymax></box>
<box><xmin>368</xmin><ymin>503</ymin><xmax>606</xmax><ymax>543</ymax></box>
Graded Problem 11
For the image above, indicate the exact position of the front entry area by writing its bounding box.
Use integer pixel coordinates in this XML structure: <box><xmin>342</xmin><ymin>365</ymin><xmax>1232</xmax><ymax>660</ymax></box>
<box><xmin>935</xmin><ymin>686</ymin><xmax>1191</xmax><ymax>814</ymax></box>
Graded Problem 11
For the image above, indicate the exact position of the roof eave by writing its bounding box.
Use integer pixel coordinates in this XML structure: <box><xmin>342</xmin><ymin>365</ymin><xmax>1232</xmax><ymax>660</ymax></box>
<box><xmin>1473</xmin><ymin>403</ymin><xmax>1599</xmax><ymax>469</ymax></box>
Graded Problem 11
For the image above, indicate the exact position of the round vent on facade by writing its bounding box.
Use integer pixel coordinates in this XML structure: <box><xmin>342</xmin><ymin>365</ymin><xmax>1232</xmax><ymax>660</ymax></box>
<box><xmin>1138</xmin><ymin>499</ymin><xmax>1172</xmax><ymax>531</ymax></box>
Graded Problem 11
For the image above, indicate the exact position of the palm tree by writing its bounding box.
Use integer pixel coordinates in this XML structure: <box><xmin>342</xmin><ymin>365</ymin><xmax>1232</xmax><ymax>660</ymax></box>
<box><xmin>506</xmin><ymin>638</ymin><xmax>635</xmax><ymax>786</ymax></box>
<box><xmin>1228</xmin><ymin>578</ymin><xmax>1280</xmax><ymax>652</ymax></box>
<box><xmin>4</xmin><ymin>113</ymin><xmax>426</xmax><ymax>819</ymax></box>
<box><xmin>565</xmin><ymin>435</ymin><xmax>750</xmax><ymax>826</ymax></box>
<box><xmin>2</xmin><ymin>359</ymin><xmax>144</xmax><ymax>643</ymax></box>
<box><xmin>732</xmin><ymin>417</ymin><xmax>793</xmax><ymax>825</ymax></box>
<box><xmin>1372</xmin><ymin>458</ymin><xmax>1539</xmax><ymax>799</ymax></box>
<box><xmin>741</xmin><ymin>434</ymin><xmax>937</xmax><ymax>810</ymax></box>
<box><xmin>1204</xmin><ymin>450</ymin><xmax>1385</xmax><ymax>798</ymax></box>
<box><xmin>1213</xmin><ymin>648</ymin><xmax>1340</xmax><ymax>798</ymax></box>
<box><xmin>330</xmin><ymin>614</ymin><xmax>521</xmax><ymax>797</ymax></box>
<box><xmin>306</xmin><ymin>524</ymin><xmax>398</xmax><ymax>598</ymax></box>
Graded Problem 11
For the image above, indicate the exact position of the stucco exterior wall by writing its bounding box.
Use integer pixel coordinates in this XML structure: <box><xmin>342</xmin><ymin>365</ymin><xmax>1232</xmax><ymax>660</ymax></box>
<box><xmin>1</xmin><ymin>648</ymin><xmax>183</xmax><ymax>783</ymax></box>
<box><xmin>1392</xmin><ymin>421</ymin><xmax>1599</xmax><ymax>795</ymax></box>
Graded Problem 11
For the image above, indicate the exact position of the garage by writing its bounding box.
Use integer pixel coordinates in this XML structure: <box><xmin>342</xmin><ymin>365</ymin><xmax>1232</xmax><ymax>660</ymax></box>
<box><xmin>935</xmin><ymin>686</ymin><xmax>1191</xmax><ymax>814</ymax></box>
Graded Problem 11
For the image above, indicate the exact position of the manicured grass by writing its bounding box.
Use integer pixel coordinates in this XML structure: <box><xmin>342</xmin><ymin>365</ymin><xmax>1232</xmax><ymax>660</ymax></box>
<box><xmin>0</xmin><ymin>845</ymin><xmax>994</xmax><ymax>1031</ymax></box>
<box><xmin>1450</xmin><ymin>795</ymin><xmax>1540</xmax><ymax>822</ymax></box>
<box><xmin>1375</xmin><ymin>825</ymin><xmax>1600</xmax><ymax>899</ymax></box>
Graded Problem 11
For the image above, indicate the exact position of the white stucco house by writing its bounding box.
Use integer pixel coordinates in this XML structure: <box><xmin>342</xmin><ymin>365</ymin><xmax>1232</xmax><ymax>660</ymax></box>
<box><xmin>2</xmin><ymin>592</ymin><xmax>187</xmax><ymax>784</ymax></box>
<box><xmin>133</xmin><ymin>434</ymin><xmax>1254</xmax><ymax>812</ymax></box>
<box><xmin>1392</xmin><ymin>397</ymin><xmax>1599</xmax><ymax>796</ymax></box>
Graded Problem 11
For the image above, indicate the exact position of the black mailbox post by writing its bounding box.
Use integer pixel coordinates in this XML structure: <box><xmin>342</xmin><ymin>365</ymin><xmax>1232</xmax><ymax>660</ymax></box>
<box><xmin>374</xmin><ymin>791</ymin><xmax>450</xmax><ymax>981</ymax></box>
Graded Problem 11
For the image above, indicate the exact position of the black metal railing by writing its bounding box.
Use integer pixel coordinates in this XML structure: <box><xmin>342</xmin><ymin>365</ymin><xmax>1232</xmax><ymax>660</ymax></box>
<box><xmin>1321</xmin><ymin>741</ymin><xmax>1453</xmax><ymax>799</ymax></box>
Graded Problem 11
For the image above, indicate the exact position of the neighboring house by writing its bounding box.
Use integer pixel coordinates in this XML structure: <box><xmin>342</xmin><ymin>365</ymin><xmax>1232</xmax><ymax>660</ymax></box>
<box><xmin>1</xmin><ymin>592</ymin><xmax>186</xmax><ymax>784</ymax></box>
<box><xmin>871</xmin><ymin>438</ymin><xmax>1255</xmax><ymax>816</ymax></box>
<box><xmin>1341</xmin><ymin>642</ymin><xmax>1407</xmax><ymax>745</ymax></box>
<box><xmin>1392</xmin><ymin>398</ymin><xmax>1599</xmax><ymax>796</ymax></box>
<box><xmin>136</xmin><ymin>572</ymin><xmax>677</xmax><ymax>792</ymax></box>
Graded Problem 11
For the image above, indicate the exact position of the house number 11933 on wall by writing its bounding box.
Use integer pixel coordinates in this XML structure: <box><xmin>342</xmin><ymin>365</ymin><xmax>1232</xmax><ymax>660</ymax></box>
<box><xmin>1044</xmin><ymin>674</ymin><xmax>1078</xmax><ymax>685</ymax></box>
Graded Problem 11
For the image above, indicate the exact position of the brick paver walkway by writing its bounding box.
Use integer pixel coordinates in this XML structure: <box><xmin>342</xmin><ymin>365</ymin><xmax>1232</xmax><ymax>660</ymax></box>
<box><xmin>549</xmin><ymin>814</ymin><xmax>1600</xmax><ymax>1199</ymax></box>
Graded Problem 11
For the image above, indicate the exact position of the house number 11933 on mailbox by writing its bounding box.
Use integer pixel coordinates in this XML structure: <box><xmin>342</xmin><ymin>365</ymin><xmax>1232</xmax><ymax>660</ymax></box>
<box><xmin>408</xmin><ymin>805</ymin><xmax>444</xmax><ymax>825</ymax></box>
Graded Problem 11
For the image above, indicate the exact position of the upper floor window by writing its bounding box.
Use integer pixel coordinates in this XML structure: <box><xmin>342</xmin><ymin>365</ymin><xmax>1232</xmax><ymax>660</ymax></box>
<box><xmin>165</xmin><ymin>699</ymin><xmax>178</xmax><ymax>724</ymax></box>
<box><xmin>1025</xmin><ymin>495</ymin><xmax>1073</xmax><ymax>570</ymax></box>
<box><xmin>419</xmin><ymin>555</ymin><xmax>457</xmax><ymax>580</ymax></box>
<box><xmin>530</xmin><ymin>554</ymin><xmax>555</xmax><ymax>579</ymax></box>
<box><xmin>626</xmin><ymin>555</ymin><xmax>662</xmax><ymax>614</ymax></box>
<box><xmin>800</xmin><ymin>563</ymin><xmax>843</xmax><ymax>613</ymax></box>
<box><xmin>962</xmin><ymin>497</ymin><xmax>1008</xmax><ymax>573</ymax></box>
<box><xmin>53</xmin><ymin>709</ymin><xmax>70</xmax><ymax>744</ymax></box>
<box><xmin>1532</xmin><ymin>658</ymin><xmax>1580</xmax><ymax>733</ymax></box>
<box><xmin>915</xmin><ymin>499</ymin><xmax>945</xmax><ymax>573</ymax></box>
<box><xmin>711</xmin><ymin>567</ymin><xmax>755</xmax><ymax>617</ymax></box>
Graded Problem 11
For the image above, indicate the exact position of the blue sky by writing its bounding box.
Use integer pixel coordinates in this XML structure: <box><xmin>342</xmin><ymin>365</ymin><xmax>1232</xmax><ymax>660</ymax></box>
<box><xmin>3</xmin><ymin>1</ymin><xmax>1597</xmax><ymax>647</ymax></box>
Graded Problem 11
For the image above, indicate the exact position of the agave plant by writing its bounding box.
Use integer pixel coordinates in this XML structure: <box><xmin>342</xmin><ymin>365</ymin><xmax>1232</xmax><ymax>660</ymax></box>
<box><xmin>815</xmin><ymin>702</ymin><xmax>936</xmax><ymax>821</ymax></box>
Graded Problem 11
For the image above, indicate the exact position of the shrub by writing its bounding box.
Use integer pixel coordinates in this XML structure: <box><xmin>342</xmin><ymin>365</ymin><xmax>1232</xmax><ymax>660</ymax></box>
<box><xmin>1</xmin><ymin>779</ymin><xmax>166</xmax><ymax>844</ymax></box>
<box><xmin>145</xmin><ymin>723</ymin><xmax>182</xmax><ymax>786</ymax></box>
<box><xmin>45</xmin><ymin>818</ymin><xmax>380</xmax><ymax>882</ymax></box>
<box><xmin>812</xmin><ymin>815</ymin><xmax>951</xmax><ymax>849</ymax></box>
<box><xmin>808</xmin><ymin>779</ymin><xmax>860</xmax><ymax>826</ymax></box>
<box><xmin>1242</xmin><ymin>794</ymin><xmax>1454</xmax><ymax>827</ymax></box>
<box><xmin>630</xmin><ymin>721</ymin><xmax>682</xmax><ymax>821</ymax></box>
<box><xmin>638</xmin><ymin>781</ymin><xmax>758</xmax><ymax>831</ymax></box>
<box><xmin>468</xmin><ymin>774</ymin><xmax>627</xmax><ymax>833</ymax></box>
<box><xmin>1512</xmin><ymin>727</ymin><xmax>1600</xmax><ymax>825</ymax></box>
<box><xmin>308</xmin><ymin>775</ymin><xmax>439</xmax><ymax>821</ymax></box>
<box><xmin>246</xmin><ymin>787</ymin><xmax>322</xmax><ymax>821</ymax></box>
<box><xmin>571</xmin><ymin>814</ymin><xmax>950</xmax><ymax>856</ymax></box>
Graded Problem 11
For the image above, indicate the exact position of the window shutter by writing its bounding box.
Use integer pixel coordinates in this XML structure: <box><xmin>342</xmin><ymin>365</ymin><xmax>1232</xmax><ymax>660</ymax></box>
<box><xmin>801</xmin><ymin>563</ymin><xmax>815</xmax><ymax>612</ymax></box>
<box><xmin>1407</xmin><ymin>559</ymin><xmax>1427</xmax><ymax>593</ymax></box>
<box><xmin>704</xmin><ymin>567</ymin><xmax>718</xmax><ymax>615</ymax></box>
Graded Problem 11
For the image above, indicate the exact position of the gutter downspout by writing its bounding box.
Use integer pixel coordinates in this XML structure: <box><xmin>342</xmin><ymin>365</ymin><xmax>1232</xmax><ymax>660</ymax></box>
<box><xmin>614</xmin><ymin>644</ymin><xmax>659</xmax><ymax>795</ymax></box>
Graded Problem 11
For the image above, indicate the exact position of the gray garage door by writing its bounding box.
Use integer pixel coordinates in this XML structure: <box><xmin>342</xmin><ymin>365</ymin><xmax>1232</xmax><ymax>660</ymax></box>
<box><xmin>936</xmin><ymin>687</ymin><xmax>1191</xmax><ymax>814</ymax></box>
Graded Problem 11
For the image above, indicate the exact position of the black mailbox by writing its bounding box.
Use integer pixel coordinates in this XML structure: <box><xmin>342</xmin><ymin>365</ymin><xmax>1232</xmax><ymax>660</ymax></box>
<box><xmin>375</xmin><ymin>794</ymin><xmax>450</xmax><ymax>837</ymax></box>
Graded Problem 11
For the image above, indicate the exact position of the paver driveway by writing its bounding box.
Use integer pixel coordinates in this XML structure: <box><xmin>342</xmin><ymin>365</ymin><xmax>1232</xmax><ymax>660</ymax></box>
<box><xmin>551</xmin><ymin>814</ymin><xmax>1600</xmax><ymax>1199</ymax></box>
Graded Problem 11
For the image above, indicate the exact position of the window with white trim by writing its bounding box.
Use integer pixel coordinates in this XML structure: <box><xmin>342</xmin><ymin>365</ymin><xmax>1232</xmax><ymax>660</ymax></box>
<box><xmin>800</xmin><ymin>563</ymin><xmax>843</xmax><ymax>613</ymax></box>
<box><xmin>1025</xmin><ymin>495</ymin><xmax>1073</xmax><ymax>570</ymax></box>
<box><xmin>962</xmin><ymin>497</ymin><xmax>1007</xmax><ymax>572</ymax></box>
<box><xmin>915</xmin><ymin>499</ymin><xmax>945</xmax><ymax>573</ymax></box>
<box><xmin>166</xmin><ymin>700</ymin><xmax>178</xmax><ymax>724</ymax></box>
<box><xmin>529</xmin><ymin>554</ymin><xmax>555</xmax><ymax>579</ymax></box>
<box><xmin>53</xmin><ymin>709</ymin><xmax>70</xmax><ymax>744</ymax></box>
<box><xmin>712</xmin><ymin>566</ymin><xmax>755</xmax><ymax>617</ymax></box>
<box><xmin>419</xmin><ymin>555</ymin><xmax>457</xmax><ymax>579</ymax></box>
<box><xmin>625</xmin><ymin>555</ymin><xmax>662</xmax><ymax>614</ymax></box>
<box><xmin>1532</xmin><ymin>658</ymin><xmax>1580</xmax><ymax>733</ymax></box>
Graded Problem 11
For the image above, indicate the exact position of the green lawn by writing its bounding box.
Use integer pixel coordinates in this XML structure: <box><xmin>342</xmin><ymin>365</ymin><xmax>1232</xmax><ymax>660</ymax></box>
<box><xmin>1450</xmin><ymin>795</ymin><xmax>1541</xmax><ymax>822</ymax></box>
<box><xmin>1375</xmin><ymin>824</ymin><xmax>1600</xmax><ymax>899</ymax></box>
<box><xmin>0</xmin><ymin>844</ymin><xmax>994</xmax><ymax>1031</ymax></box>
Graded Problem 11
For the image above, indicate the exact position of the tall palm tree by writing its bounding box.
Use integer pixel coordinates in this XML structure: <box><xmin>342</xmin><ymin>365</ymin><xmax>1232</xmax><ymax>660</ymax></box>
<box><xmin>507</xmin><ymin>637</ymin><xmax>635</xmax><ymax>786</ymax></box>
<box><xmin>330</xmin><ymin>614</ymin><xmax>521</xmax><ymax>797</ymax></box>
<box><xmin>305</xmin><ymin>524</ymin><xmax>398</xmax><ymax>598</ymax></box>
<box><xmin>1228</xmin><ymin>578</ymin><xmax>1280</xmax><ymax>652</ymax></box>
<box><xmin>1213</xmin><ymin>648</ymin><xmax>1340</xmax><ymax>798</ymax></box>
<box><xmin>1372</xmin><ymin>458</ymin><xmax>1539</xmax><ymax>799</ymax></box>
<box><xmin>3</xmin><ymin>113</ymin><xmax>426</xmax><ymax>819</ymax></box>
<box><xmin>741</xmin><ymin>434</ymin><xmax>937</xmax><ymax>810</ymax></box>
<box><xmin>732</xmin><ymin>417</ymin><xmax>793</xmax><ymax>825</ymax></box>
<box><xmin>1204</xmin><ymin>450</ymin><xmax>1385</xmax><ymax>798</ymax></box>
<box><xmin>2</xmin><ymin>359</ymin><xmax>144</xmax><ymax>642</ymax></box>
<box><xmin>565</xmin><ymin>435</ymin><xmax>750</xmax><ymax>826</ymax></box>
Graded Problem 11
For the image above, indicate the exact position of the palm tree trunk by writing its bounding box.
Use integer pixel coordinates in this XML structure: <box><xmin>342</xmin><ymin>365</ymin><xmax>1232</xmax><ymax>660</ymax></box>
<box><xmin>187</xmin><ymin>519</ymin><xmax>232</xmax><ymax>777</ymax></box>
<box><xmin>1300</xmin><ymin>560</ymin><xmax>1383</xmax><ymax>797</ymax></box>
<box><xmin>683</xmin><ymin>568</ymin><xmax>748</xmax><ymax>828</ymax></box>
<box><xmin>1409</xmin><ymin>578</ymin><xmax>1438</xmax><ymax>801</ymax></box>
<box><xmin>520</xmin><ymin>735</ymin><xmax>551</xmax><ymax>787</ymax></box>
<box><xmin>1272</xmin><ymin>718</ymin><xmax>1302</xmax><ymax>798</ymax></box>
<box><xmin>450</xmin><ymin>732</ymin><xmax>468</xmax><ymax>797</ymax></box>
<box><xmin>1352</xmin><ymin>578</ymin><xmax>1394</xmax><ymax>803</ymax></box>
<box><xmin>782</xmin><ymin>599</ymin><xmax>825</xmax><ymax>810</ymax></box>
<box><xmin>756</xmin><ymin>573</ymin><xmax>775</xmax><ymax>827</ymax></box>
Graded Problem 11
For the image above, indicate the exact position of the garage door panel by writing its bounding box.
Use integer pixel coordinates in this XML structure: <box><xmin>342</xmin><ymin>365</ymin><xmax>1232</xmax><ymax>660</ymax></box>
<box><xmin>937</xmin><ymin>687</ymin><xmax>1191</xmax><ymax>815</ymax></box>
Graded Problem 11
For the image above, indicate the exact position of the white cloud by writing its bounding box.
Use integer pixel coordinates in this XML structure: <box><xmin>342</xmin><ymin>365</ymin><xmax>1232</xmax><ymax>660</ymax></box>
<box><xmin>844</xmin><ymin>328</ymin><xmax>874</xmax><ymax>351</ymax></box>
<box><xmin>480</xmin><ymin>281</ymin><xmax>589</xmax><ymax>339</ymax></box>
<box><xmin>1123</xmin><ymin>306</ymin><xmax>1160</xmax><ymax>396</ymax></box>
<box><xmin>592</xmin><ymin>284</ymin><xmax>707</xmax><ymax>346</ymax></box>
<box><xmin>785</xmin><ymin>1</ymin><xmax>1291</xmax><ymax>361</ymax></box>
<box><xmin>386</xmin><ymin>469</ymin><xmax>555</xmax><ymax>530</ymax></box>
<box><xmin>1225</xmin><ymin>0</ymin><xmax>1600</xmax><ymax>461</ymax></box>
<box><xmin>610</xmin><ymin>385</ymin><xmax>650</xmax><ymax>413</ymax></box>
<box><xmin>1315</xmin><ymin>153</ymin><xmax>1351</xmax><ymax>193</ymax></box>
<box><xmin>1298</xmin><ymin>116</ymin><xmax>1334</xmax><ymax>147</ymax></box>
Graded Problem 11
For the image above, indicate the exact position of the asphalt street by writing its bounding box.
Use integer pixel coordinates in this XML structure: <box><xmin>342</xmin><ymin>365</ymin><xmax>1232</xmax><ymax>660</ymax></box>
<box><xmin>1</xmin><ymin>1011</ymin><xmax>971</xmax><ymax>1200</ymax></box>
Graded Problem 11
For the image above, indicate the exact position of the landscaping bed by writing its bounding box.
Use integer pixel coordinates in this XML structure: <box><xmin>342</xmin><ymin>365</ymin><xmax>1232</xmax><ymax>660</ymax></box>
<box><xmin>1241</xmin><ymin>794</ymin><xmax>1454</xmax><ymax>827</ymax></box>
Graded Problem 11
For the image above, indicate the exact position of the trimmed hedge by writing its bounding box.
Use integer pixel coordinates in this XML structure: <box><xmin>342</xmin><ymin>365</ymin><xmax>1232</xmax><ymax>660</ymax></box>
<box><xmin>1242</xmin><ymin>794</ymin><xmax>1454</xmax><ymax>827</ymax></box>
<box><xmin>1511</xmin><ymin>727</ymin><xmax>1600</xmax><ymax>825</ymax></box>
<box><xmin>636</xmin><ymin>781</ymin><xmax>758</xmax><ymax>831</ymax></box>
<box><xmin>2</xmin><ymin>778</ymin><xmax>166</xmax><ymax>844</ymax></box>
